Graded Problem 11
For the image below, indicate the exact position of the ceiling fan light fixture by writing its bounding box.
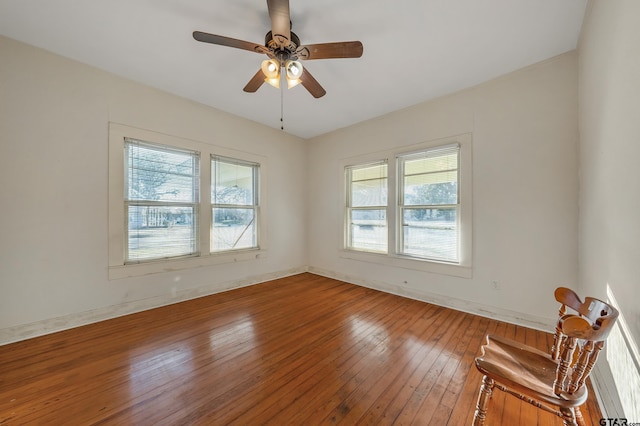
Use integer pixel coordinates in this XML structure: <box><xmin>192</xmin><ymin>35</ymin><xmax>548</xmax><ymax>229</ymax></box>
<box><xmin>286</xmin><ymin>60</ymin><xmax>303</xmax><ymax>79</ymax></box>
<box><xmin>264</xmin><ymin>76</ymin><xmax>281</xmax><ymax>89</ymax></box>
<box><xmin>261</xmin><ymin>59</ymin><xmax>280</xmax><ymax>79</ymax></box>
<box><xmin>261</xmin><ymin>59</ymin><xmax>281</xmax><ymax>88</ymax></box>
<box><xmin>286</xmin><ymin>78</ymin><xmax>301</xmax><ymax>89</ymax></box>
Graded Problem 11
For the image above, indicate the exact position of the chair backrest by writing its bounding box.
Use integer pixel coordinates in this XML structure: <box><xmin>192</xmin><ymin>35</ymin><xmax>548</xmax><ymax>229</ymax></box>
<box><xmin>550</xmin><ymin>287</ymin><xmax>619</xmax><ymax>396</ymax></box>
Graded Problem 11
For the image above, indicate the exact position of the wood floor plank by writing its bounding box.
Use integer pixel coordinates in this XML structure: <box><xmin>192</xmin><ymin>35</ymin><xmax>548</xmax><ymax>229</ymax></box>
<box><xmin>444</xmin><ymin>317</ymin><xmax>499</xmax><ymax>426</ymax></box>
<box><xmin>351</xmin><ymin>306</ymin><xmax>453</xmax><ymax>425</ymax></box>
<box><xmin>410</xmin><ymin>314</ymin><xmax>486</xmax><ymax>425</ymax></box>
<box><xmin>305</xmin><ymin>299</ymin><xmax>427</xmax><ymax>424</ymax></box>
<box><xmin>319</xmin><ymin>301</ymin><xmax>437</xmax><ymax>425</ymax></box>
<box><xmin>0</xmin><ymin>273</ymin><xmax>604</xmax><ymax>425</ymax></box>
<box><xmin>284</xmin><ymin>305</ymin><xmax>441</xmax><ymax>426</ymax></box>
<box><xmin>212</xmin><ymin>288</ymin><xmax>395</xmax><ymax>424</ymax></box>
<box><xmin>375</xmin><ymin>307</ymin><xmax>463</xmax><ymax>425</ymax></box>
<box><xmin>391</xmin><ymin>312</ymin><xmax>473</xmax><ymax>425</ymax></box>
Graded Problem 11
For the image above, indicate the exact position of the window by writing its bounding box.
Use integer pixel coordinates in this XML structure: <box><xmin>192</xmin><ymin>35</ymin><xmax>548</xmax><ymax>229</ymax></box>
<box><xmin>398</xmin><ymin>144</ymin><xmax>459</xmax><ymax>262</ymax></box>
<box><xmin>346</xmin><ymin>161</ymin><xmax>388</xmax><ymax>252</ymax></box>
<box><xmin>211</xmin><ymin>156</ymin><xmax>259</xmax><ymax>252</ymax></box>
<box><xmin>342</xmin><ymin>135</ymin><xmax>472</xmax><ymax>277</ymax></box>
<box><xmin>125</xmin><ymin>139</ymin><xmax>200</xmax><ymax>263</ymax></box>
<box><xmin>108</xmin><ymin>123</ymin><xmax>266</xmax><ymax>279</ymax></box>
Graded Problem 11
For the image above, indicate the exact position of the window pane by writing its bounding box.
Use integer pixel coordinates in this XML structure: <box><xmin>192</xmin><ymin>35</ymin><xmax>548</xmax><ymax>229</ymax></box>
<box><xmin>404</xmin><ymin>172</ymin><xmax>458</xmax><ymax>205</ymax></box>
<box><xmin>349</xmin><ymin>163</ymin><xmax>387</xmax><ymax>207</ymax></box>
<box><xmin>127</xmin><ymin>206</ymin><xmax>196</xmax><ymax>262</ymax></box>
<box><xmin>402</xmin><ymin>208</ymin><xmax>457</xmax><ymax>262</ymax></box>
<box><xmin>211</xmin><ymin>208</ymin><xmax>256</xmax><ymax>251</ymax></box>
<box><xmin>212</xmin><ymin>159</ymin><xmax>255</xmax><ymax>206</ymax></box>
<box><xmin>351</xmin><ymin>163</ymin><xmax>387</xmax><ymax>181</ymax></box>
<box><xmin>351</xmin><ymin>178</ymin><xmax>387</xmax><ymax>207</ymax></box>
<box><xmin>127</xmin><ymin>143</ymin><xmax>197</xmax><ymax>203</ymax></box>
<box><xmin>349</xmin><ymin>209</ymin><xmax>387</xmax><ymax>252</ymax></box>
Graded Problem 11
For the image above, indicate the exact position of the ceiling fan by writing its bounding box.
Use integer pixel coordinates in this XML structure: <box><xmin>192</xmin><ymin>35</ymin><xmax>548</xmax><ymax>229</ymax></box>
<box><xmin>193</xmin><ymin>0</ymin><xmax>363</xmax><ymax>98</ymax></box>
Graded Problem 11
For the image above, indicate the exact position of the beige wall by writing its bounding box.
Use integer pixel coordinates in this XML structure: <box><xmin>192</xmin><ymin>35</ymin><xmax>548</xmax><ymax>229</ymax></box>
<box><xmin>0</xmin><ymin>35</ymin><xmax>581</xmax><ymax>336</ymax></box>
<box><xmin>0</xmin><ymin>36</ymin><xmax>308</xmax><ymax>341</ymax></box>
<box><xmin>307</xmin><ymin>52</ymin><xmax>579</xmax><ymax>326</ymax></box>
<box><xmin>578</xmin><ymin>0</ymin><xmax>640</xmax><ymax>418</ymax></box>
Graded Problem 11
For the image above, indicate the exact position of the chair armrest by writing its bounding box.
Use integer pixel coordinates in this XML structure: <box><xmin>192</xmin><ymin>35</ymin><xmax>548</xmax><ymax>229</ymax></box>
<box><xmin>561</xmin><ymin>314</ymin><xmax>615</xmax><ymax>341</ymax></box>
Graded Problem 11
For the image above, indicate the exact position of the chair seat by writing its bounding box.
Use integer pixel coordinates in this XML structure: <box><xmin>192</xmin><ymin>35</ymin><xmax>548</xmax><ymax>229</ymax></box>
<box><xmin>475</xmin><ymin>334</ymin><xmax>587</xmax><ymax>408</ymax></box>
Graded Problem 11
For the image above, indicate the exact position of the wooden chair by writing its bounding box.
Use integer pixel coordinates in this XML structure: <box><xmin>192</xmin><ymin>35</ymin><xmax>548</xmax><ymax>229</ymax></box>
<box><xmin>472</xmin><ymin>287</ymin><xmax>618</xmax><ymax>426</ymax></box>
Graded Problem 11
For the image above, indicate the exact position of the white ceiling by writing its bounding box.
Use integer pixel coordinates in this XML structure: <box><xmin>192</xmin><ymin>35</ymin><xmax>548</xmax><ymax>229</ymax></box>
<box><xmin>0</xmin><ymin>0</ymin><xmax>587</xmax><ymax>139</ymax></box>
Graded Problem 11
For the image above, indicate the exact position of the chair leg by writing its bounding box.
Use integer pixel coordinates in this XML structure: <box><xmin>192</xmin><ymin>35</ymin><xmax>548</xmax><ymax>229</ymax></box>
<box><xmin>575</xmin><ymin>406</ymin><xmax>586</xmax><ymax>426</ymax></box>
<box><xmin>560</xmin><ymin>407</ymin><xmax>578</xmax><ymax>426</ymax></box>
<box><xmin>473</xmin><ymin>376</ymin><xmax>494</xmax><ymax>426</ymax></box>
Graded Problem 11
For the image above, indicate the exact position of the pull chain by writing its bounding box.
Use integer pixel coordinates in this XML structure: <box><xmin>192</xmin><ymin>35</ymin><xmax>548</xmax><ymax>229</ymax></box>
<box><xmin>280</xmin><ymin>83</ymin><xmax>284</xmax><ymax>130</ymax></box>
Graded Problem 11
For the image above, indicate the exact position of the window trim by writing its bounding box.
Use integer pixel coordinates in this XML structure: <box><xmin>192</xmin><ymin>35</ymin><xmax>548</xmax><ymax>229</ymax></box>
<box><xmin>339</xmin><ymin>134</ymin><xmax>472</xmax><ymax>278</ymax></box>
<box><xmin>108</xmin><ymin>123</ymin><xmax>267</xmax><ymax>280</ymax></box>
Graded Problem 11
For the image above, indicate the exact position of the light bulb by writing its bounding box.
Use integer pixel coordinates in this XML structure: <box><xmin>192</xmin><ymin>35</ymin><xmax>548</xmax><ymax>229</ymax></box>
<box><xmin>286</xmin><ymin>60</ymin><xmax>303</xmax><ymax>80</ymax></box>
<box><xmin>261</xmin><ymin>59</ymin><xmax>280</xmax><ymax>79</ymax></box>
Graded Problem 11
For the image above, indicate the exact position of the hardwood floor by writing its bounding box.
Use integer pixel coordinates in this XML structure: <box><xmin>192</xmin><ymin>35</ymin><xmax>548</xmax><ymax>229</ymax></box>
<box><xmin>0</xmin><ymin>273</ymin><xmax>602</xmax><ymax>425</ymax></box>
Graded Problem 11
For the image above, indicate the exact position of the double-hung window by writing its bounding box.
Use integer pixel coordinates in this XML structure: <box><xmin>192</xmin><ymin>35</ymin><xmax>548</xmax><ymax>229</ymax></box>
<box><xmin>125</xmin><ymin>139</ymin><xmax>199</xmax><ymax>263</ymax></box>
<box><xmin>345</xmin><ymin>161</ymin><xmax>388</xmax><ymax>253</ymax></box>
<box><xmin>211</xmin><ymin>156</ymin><xmax>259</xmax><ymax>252</ymax></box>
<box><xmin>398</xmin><ymin>144</ymin><xmax>459</xmax><ymax>263</ymax></box>
<box><xmin>343</xmin><ymin>135</ymin><xmax>471</xmax><ymax>277</ymax></box>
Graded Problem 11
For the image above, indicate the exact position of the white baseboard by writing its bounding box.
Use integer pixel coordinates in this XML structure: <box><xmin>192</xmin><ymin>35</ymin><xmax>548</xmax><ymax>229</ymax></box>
<box><xmin>307</xmin><ymin>266</ymin><xmax>556</xmax><ymax>332</ymax></box>
<box><xmin>0</xmin><ymin>266</ymin><xmax>307</xmax><ymax>346</ymax></box>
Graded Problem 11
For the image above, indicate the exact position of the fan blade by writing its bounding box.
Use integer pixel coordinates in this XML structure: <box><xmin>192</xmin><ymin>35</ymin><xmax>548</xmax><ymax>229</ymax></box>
<box><xmin>296</xmin><ymin>41</ymin><xmax>363</xmax><ymax>60</ymax></box>
<box><xmin>267</xmin><ymin>0</ymin><xmax>291</xmax><ymax>48</ymax></box>
<box><xmin>193</xmin><ymin>31</ymin><xmax>269</xmax><ymax>55</ymax></box>
<box><xmin>243</xmin><ymin>69</ymin><xmax>265</xmax><ymax>93</ymax></box>
<box><xmin>299</xmin><ymin>68</ymin><xmax>326</xmax><ymax>98</ymax></box>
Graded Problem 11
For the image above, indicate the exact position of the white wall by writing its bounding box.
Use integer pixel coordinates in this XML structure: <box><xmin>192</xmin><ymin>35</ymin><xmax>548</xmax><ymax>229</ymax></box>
<box><xmin>0</xmin><ymin>36</ymin><xmax>307</xmax><ymax>342</ymax></box>
<box><xmin>0</xmin><ymin>35</ymin><xmax>581</xmax><ymax>342</ymax></box>
<box><xmin>578</xmin><ymin>0</ymin><xmax>640</xmax><ymax>418</ymax></box>
<box><xmin>307</xmin><ymin>52</ymin><xmax>580</xmax><ymax>327</ymax></box>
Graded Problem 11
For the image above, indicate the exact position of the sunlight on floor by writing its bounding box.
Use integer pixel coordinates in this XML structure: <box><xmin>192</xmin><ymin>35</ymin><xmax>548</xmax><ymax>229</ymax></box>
<box><xmin>350</xmin><ymin>316</ymin><xmax>390</xmax><ymax>357</ymax></box>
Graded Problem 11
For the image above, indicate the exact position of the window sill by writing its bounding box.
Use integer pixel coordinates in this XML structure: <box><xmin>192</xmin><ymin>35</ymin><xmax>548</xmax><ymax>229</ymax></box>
<box><xmin>339</xmin><ymin>249</ymin><xmax>472</xmax><ymax>279</ymax></box>
<box><xmin>108</xmin><ymin>249</ymin><xmax>266</xmax><ymax>280</ymax></box>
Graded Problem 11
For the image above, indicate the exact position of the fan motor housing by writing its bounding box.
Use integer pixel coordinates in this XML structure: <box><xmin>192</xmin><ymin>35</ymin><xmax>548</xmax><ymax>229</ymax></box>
<box><xmin>265</xmin><ymin>30</ymin><xmax>300</xmax><ymax>59</ymax></box>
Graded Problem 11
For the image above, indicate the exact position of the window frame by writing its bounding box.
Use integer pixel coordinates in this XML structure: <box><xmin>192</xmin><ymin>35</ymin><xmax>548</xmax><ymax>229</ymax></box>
<box><xmin>396</xmin><ymin>144</ymin><xmax>460</xmax><ymax>263</ymax></box>
<box><xmin>108</xmin><ymin>123</ymin><xmax>267</xmax><ymax>280</ymax></box>
<box><xmin>340</xmin><ymin>134</ymin><xmax>472</xmax><ymax>278</ymax></box>
<box><xmin>210</xmin><ymin>155</ymin><xmax>260</xmax><ymax>253</ymax></box>
<box><xmin>124</xmin><ymin>139</ymin><xmax>201</xmax><ymax>264</ymax></box>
